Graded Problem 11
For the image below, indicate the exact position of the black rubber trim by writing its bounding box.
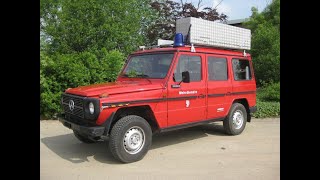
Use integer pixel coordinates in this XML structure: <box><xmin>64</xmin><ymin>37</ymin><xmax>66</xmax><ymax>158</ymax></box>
<box><xmin>168</xmin><ymin>96</ymin><xmax>198</xmax><ymax>101</ymax></box>
<box><xmin>232</xmin><ymin>91</ymin><xmax>256</xmax><ymax>95</ymax></box>
<box><xmin>102</xmin><ymin>96</ymin><xmax>198</xmax><ymax>106</ymax></box>
<box><xmin>102</xmin><ymin>112</ymin><xmax>115</xmax><ymax>135</ymax></box>
<box><xmin>60</xmin><ymin>112</ymin><xmax>116</xmax><ymax>137</ymax></box>
<box><xmin>198</xmin><ymin>94</ymin><xmax>206</xmax><ymax>98</ymax></box>
<box><xmin>102</xmin><ymin>91</ymin><xmax>256</xmax><ymax>106</ymax></box>
<box><xmin>249</xmin><ymin>106</ymin><xmax>257</xmax><ymax>113</ymax></box>
<box><xmin>59</xmin><ymin>118</ymin><xmax>105</xmax><ymax>137</ymax></box>
<box><xmin>102</xmin><ymin>98</ymin><xmax>164</xmax><ymax>106</ymax></box>
<box><xmin>159</xmin><ymin>117</ymin><xmax>225</xmax><ymax>133</ymax></box>
<box><xmin>208</xmin><ymin>91</ymin><xmax>256</xmax><ymax>98</ymax></box>
<box><xmin>208</xmin><ymin>93</ymin><xmax>225</xmax><ymax>97</ymax></box>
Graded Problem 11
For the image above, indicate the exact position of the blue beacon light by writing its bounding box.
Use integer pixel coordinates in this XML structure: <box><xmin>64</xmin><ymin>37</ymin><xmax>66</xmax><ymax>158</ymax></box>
<box><xmin>173</xmin><ymin>33</ymin><xmax>185</xmax><ymax>47</ymax></box>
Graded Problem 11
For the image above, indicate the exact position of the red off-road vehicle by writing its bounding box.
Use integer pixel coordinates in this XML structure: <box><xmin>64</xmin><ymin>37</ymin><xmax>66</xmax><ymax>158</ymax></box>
<box><xmin>60</xmin><ymin>44</ymin><xmax>256</xmax><ymax>163</ymax></box>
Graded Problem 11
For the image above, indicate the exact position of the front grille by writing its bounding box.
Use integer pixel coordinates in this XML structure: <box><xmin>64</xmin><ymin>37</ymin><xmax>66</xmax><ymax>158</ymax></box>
<box><xmin>62</xmin><ymin>94</ymin><xmax>85</xmax><ymax>118</ymax></box>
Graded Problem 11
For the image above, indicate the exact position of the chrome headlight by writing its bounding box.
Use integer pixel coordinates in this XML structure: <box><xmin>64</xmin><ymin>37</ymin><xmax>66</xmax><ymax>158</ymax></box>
<box><xmin>84</xmin><ymin>98</ymin><xmax>100</xmax><ymax>121</ymax></box>
<box><xmin>89</xmin><ymin>102</ymin><xmax>94</xmax><ymax>114</ymax></box>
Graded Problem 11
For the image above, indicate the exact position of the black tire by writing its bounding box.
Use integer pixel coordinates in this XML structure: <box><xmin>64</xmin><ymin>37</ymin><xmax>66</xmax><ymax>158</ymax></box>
<box><xmin>73</xmin><ymin>130</ymin><xmax>97</xmax><ymax>144</ymax></box>
<box><xmin>109</xmin><ymin>115</ymin><xmax>152</xmax><ymax>163</ymax></box>
<box><xmin>223</xmin><ymin>103</ymin><xmax>247</xmax><ymax>135</ymax></box>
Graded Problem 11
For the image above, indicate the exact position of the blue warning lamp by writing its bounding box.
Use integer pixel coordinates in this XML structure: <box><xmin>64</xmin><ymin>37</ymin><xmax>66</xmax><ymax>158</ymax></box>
<box><xmin>173</xmin><ymin>33</ymin><xmax>184</xmax><ymax>47</ymax></box>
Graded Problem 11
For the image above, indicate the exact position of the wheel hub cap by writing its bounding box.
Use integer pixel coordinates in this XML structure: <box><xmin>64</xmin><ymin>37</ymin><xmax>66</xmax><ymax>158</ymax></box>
<box><xmin>123</xmin><ymin>126</ymin><xmax>145</xmax><ymax>154</ymax></box>
<box><xmin>232</xmin><ymin>110</ymin><xmax>244</xmax><ymax>129</ymax></box>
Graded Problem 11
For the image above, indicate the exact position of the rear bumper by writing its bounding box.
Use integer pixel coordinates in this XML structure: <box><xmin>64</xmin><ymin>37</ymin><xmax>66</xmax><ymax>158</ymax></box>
<box><xmin>249</xmin><ymin>106</ymin><xmax>257</xmax><ymax>113</ymax></box>
<box><xmin>59</xmin><ymin>118</ymin><xmax>105</xmax><ymax>137</ymax></box>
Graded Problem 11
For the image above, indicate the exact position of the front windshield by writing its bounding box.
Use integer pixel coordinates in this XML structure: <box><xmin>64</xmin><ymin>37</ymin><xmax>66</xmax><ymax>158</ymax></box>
<box><xmin>122</xmin><ymin>53</ymin><xmax>174</xmax><ymax>78</ymax></box>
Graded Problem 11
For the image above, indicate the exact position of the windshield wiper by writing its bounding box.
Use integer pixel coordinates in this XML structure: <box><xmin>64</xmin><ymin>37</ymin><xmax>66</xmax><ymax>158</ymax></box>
<box><xmin>121</xmin><ymin>73</ymin><xmax>149</xmax><ymax>78</ymax></box>
<box><xmin>136</xmin><ymin>74</ymin><xmax>149</xmax><ymax>78</ymax></box>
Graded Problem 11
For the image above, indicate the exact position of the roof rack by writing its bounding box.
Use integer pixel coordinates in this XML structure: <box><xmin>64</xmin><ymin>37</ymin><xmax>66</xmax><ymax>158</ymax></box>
<box><xmin>176</xmin><ymin>17</ymin><xmax>251</xmax><ymax>50</ymax></box>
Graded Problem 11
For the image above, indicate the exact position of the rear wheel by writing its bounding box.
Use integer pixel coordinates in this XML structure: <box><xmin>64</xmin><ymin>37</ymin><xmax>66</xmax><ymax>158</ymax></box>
<box><xmin>223</xmin><ymin>103</ymin><xmax>247</xmax><ymax>135</ymax></box>
<box><xmin>109</xmin><ymin>115</ymin><xmax>152</xmax><ymax>163</ymax></box>
<box><xmin>73</xmin><ymin>130</ymin><xmax>97</xmax><ymax>144</ymax></box>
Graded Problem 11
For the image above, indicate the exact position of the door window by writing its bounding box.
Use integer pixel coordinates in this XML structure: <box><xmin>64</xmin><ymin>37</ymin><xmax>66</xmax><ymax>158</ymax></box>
<box><xmin>207</xmin><ymin>57</ymin><xmax>228</xmax><ymax>81</ymax></box>
<box><xmin>173</xmin><ymin>55</ymin><xmax>202</xmax><ymax>82</ymax></box>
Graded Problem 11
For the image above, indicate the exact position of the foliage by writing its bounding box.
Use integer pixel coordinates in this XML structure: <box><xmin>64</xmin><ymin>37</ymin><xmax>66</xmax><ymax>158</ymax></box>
<box><xmin>253</xmin><ymin>82</ymin><xmax>280</xmax><ymax>118</ymax></box>
<box><xmin>257</xmin><ymin>82</ymin><xmax>280</xmax><ymax>102</ymax></box>
<box><xmin>147</xmin><ymin>0</ymin><xmax>228</xmax><ymax>45</ymax></box>
<box><xmin>40</xmin><ymin>0</ymin><xmax>153</xmax><ymax>118</ymax></box>
<box><xmin>40</xmin><ymin>0</ymin><xmax>281</xmax><ymax>119</ymax></box>
<box><xmin>252</xmin><ymin>99</ymin><xmax>280</xmax><ymax>118</ymax></box>
<box><xmin>244</xmin><ymin>0</ymin><xmax>280</xmax><ymax>118</ymax></box>
<box><xmin>41</xmin><ymin>0</ymin><xmax>154</xmax><ymax>55</ymax></box>
<box><xmin>244</xmin><ymin>0</ymin><xmax>280</xmax><ymax>86</ymax></box>
<box><xmin>40</xmin><ymin>49</ymin><xmax>125</xmax><ymax>119</ymax></box>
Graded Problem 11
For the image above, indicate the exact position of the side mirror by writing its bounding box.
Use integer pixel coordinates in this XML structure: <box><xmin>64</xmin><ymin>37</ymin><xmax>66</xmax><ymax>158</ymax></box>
<box><xmin>172</xmin><ymin>71</ymin><xmax>190</xmax><ymax>88</ymax></box>
<box><xmin>181</xmin><ymin>71</ymin><xmax>190</xmax><ymax>83</ymax></box>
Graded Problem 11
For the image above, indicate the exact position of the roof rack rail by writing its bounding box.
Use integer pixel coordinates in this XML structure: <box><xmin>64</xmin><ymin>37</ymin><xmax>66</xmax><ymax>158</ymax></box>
<box><xmin>138</xmin><ymin>44</ymin><xmax>174</xmax><ymax>51</ymax></box>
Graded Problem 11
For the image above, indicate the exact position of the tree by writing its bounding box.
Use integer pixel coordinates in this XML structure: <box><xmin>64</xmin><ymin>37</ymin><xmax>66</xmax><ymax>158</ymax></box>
<box><xmin>40</xmin><ymin>0</ymin><xmax>154</xmax><ymax>118</ymax></box>
<box><xmin>146</xmin><ymin>0</ymin><xmax>228</xmax><ymax>45</ymax></box>
<box><xmin>41</xmin><ymin>0</ymin><xmax>154</xmax><ymax>55</ymax></box>
<box><xmin>244</xmin><ymin>0</ymin><xmax>280</xmax><ymax>85</ymax></box>
<box><xmin>40</xmin><ymin>48</ymin><xmax>125</xmax><ymax>119</ymax></box>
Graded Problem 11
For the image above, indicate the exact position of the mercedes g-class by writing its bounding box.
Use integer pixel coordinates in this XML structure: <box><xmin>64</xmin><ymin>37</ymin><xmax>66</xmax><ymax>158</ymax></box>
<box><xmin>60</xmin><ymin>43</ymin><xmax>256</xmax><ymax>163</ymax></box>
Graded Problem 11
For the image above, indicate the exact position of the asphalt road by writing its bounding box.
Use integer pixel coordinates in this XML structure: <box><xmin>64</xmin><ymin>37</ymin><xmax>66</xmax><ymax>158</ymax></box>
<box><xmin>40</xmin><ymin>118</ymin><xmax>280</xmax><ymax>180</ymax></box>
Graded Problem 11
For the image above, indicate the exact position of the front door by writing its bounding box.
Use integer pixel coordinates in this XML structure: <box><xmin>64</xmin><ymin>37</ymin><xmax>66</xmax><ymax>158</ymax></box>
<box><xmin>167</xmin><ymin>53</ymin><xmax>206</xmax><ymax>126</ymax></box>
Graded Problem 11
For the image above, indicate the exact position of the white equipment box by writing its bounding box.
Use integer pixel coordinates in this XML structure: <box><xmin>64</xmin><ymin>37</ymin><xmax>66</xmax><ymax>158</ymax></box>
<box><xmin>176</xmin><ymin>17</ymin><xmax>251</xmax><ymax>50</ymax></box>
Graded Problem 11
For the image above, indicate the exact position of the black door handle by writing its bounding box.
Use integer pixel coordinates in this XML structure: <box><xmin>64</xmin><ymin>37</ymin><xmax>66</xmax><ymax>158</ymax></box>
<box><xmin>171</xmin><ymin>84</ymin><xmax>181</xmax><ymax>88</ymax></box>
<box><xmin>198</xmin><ymin>94</ymin><xmax>205</xmax><ymax>98</ymax></box>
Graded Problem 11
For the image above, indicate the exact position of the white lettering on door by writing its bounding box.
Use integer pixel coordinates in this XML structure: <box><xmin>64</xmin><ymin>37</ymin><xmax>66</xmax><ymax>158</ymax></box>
<box><xmin>179</xmin><ymin>91</ymin><xmax>198</xmax><ymax>95</ymax></box>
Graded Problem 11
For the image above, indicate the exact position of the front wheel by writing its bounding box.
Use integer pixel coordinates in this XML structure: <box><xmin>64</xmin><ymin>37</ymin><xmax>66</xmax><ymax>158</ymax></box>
<box><xmin>109</xmin><ymin>115</ymin><xmax>152</xmax><ymax>163</ymax></box>
<box><xmin>223</xmin><ymin>103</ymin><xmax>247</xmax><ymax>135</ymax></box>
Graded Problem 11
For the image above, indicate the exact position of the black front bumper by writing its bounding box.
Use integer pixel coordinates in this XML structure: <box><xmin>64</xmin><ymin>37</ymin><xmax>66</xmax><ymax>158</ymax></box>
<box><xmin>249</xmin><ymin>106</ymin><xmax>257</xmax><ymax>113</ymax></box>
<box><xmin>59</xmin><ymin>118</ymin><xmax>105</xmax><ymax>137</ymax></box>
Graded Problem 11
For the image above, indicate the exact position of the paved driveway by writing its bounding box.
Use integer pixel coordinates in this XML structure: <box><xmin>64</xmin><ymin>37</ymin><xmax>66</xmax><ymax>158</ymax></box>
<box><xmin>40</xmin><ymin>118</ymin><xmax>280</xmax><ymax>180</ymax></box>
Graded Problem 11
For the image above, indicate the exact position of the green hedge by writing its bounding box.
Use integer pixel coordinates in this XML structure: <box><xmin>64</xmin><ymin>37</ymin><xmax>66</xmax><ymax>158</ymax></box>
<box><xmin>257</xmin><ymin>82</ymin><xmax>280</xmax><ymax>102</ymax></box>
<box><xmin>40</xmin><ymin>49</ymin><xmax>125</xmax><ymax>119</ymax></box>
<box><xmin>253</xmin><ymin>82</ymin><xmax>280</xmax><ymax>118</ymax></box>
<box><xmin>252</xmin><ymin>100</ymin><xmax>280</xmax><ymax>118</ymax></box>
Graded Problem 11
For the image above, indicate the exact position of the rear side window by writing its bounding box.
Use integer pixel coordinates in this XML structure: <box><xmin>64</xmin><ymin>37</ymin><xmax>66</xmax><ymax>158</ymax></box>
<box><xmin>232</xmin><ymin>59</ymin><xmax>252</xmax><ymax>80</ymax></box>
<box><xmin>207</xmin><ymin>57</ymin><xmax>228</xmax><ymax>80</ymax></box>
<box><xmin>174</xmin><ymin>55</ymin><xmax>202</xmax><ymax>82</ymax></box>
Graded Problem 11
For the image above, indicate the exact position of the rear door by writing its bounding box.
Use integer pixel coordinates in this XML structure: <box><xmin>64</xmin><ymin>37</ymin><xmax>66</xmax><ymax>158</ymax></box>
<box><xmin>230</xmin><ymin>58</ymin><xmax>256</xmax><ymax>107</ymax></box>
<box><xmin>167</xmin><ymin>53</ymin><xmax>206</xmax><ymax>126</ymax></box>
<box><xmin>206</xmin><ymin>55</ymin><xmax>232</xmax><ymax>119</ymax></box>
